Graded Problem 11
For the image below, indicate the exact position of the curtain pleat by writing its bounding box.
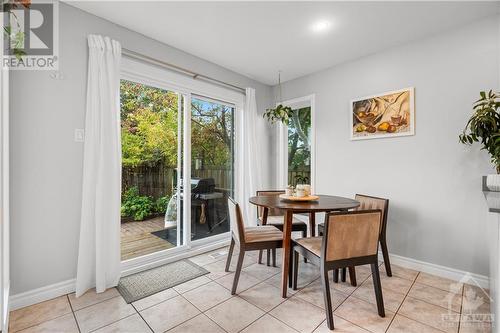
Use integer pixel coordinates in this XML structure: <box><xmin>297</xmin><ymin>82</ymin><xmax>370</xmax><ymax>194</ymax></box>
<box><xmin>237</xmin><ymin>88</ymin><xmax>263</xmax><ymax>226</ymax></box>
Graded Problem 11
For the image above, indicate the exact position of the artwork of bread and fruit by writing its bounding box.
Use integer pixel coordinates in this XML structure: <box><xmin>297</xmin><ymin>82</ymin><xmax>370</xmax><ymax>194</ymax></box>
<box><xmin>350</xmin><ymin>87</ymin><xmax>415</xmax><ymax>140</ymax></box>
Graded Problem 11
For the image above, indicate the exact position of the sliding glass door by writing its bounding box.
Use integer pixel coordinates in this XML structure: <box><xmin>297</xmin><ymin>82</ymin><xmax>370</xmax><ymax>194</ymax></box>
<box><xmin>119</xmin><ymin>76</ymin><xmax>237</xmax><ymax>261</ymax></box>
<box><xmin>189</xmin><ymin>96</ymin><xmax>234</xmax><ymax>242</ymax></box>
<box><xmin>120</xmin><ymin>80</ymin><xmax>183</xmax><ymax>260</ymax></box>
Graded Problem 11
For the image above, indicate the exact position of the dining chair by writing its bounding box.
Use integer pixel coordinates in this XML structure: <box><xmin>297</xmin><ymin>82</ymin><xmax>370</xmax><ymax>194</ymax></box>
<box><xmin>292</xmin><ymin>210</ymin><xmax>385</xmax><ymax>330</ymax></box>
<box><xmin>256</xmin><ymin>190</ymin><xmax>308</xmax><ymax>265</ymax></box>
<box><xmin>225</xmin><ymin>197</ymin><xmax>283</xmax><ymax>294</ymax></box>
<box><xmin>318</xmin><ymin>194</ymin><xmax>391</xmax><ymax>285</ymax></box>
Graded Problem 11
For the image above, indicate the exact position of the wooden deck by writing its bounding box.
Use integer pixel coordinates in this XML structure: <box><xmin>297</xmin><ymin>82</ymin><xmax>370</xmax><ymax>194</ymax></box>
<box><xmin>121</xmin><ymin>217</ymin><xmax>175</xmax><ymax>261</ymax></box>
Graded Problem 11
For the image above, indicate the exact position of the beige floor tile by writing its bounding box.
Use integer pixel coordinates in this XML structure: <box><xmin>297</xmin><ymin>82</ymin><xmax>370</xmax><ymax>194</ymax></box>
<box><xmin>228</xmin><ymin>252</ymin><xmax>259</xmax><ymax>270</ymax></box>
<box><xmin>464</xmin><ymin>284</ymin><xmax>490</xmax><ymax>298</ymax></box>
<box><xmin>460</xmin><ymin>314</ymin><xmax>492</xmax><ymax>333</ymax></box>
<box><xmin>463</xmin><ymin>284</ymin><xmax>491</xmax><ymax>316</ymax></box>
<box><xmin>295</xmin><ymin>279</ymin><xmax>349</xmax><ymax>310</ymax></box>
<box><xmin>351</xmin><ymin>265</ymin><xmax>373</xmax><ymax>282</ymax></box>
<box><xmin>270</xmin><ymin>296</ymin><xmax>326</xmax><ymax>333</ymax></box>
<box><xmin>352</xmin><ymin>279</ymin><xmax>406</xmax><ymax>312</ymax></box>
<box><xmin>387</xmin><ymin>314</ymin><xmax>443</xmax><ymax>333</ymax></box>
<box><xmin>167</xmin><ymin>314</ymin><xmax>225</xmax><ymax>333</ymax></box>
<box><xmin>365</xmin><ymin>274</ymin><xmax>414</xmax><ymax>295</ymax></box>
<box><xmin>173</xmin><ymin>275</ymin><xmax>212</xmax><ymax>294</ymax></box>
<box><xmin>313</xmin><ymin>317</ymin><xmax>370</xmax><ymax>333</ymax></box>
<box><xmin>9</xmin><ymin>296</ymin><xmax>72</xmax><ymax>332</ymax></box>
<box><xmin>132</xmin><ymin>288</ymin><xmax>179</xmax><ymax>311</ymax></box>
<box><xmin>74</xmin><ymin>296</ymin><xmax>135</xmax><ymax>333</ymax></box>
<box><xmin>68</xmin><ymin>288</ymin><xmax>120</xmax><ymax>311</ymax></box>
<box><xmin>189</xmin><ymin>250</ymin><xmax>229</xmax><ymax>266</ymax></box>
<box><xmin>93</xmin><ymin>314</ymin><xmax>152</xmax><ymax>333</ymax></box>
<box><xmin>242</xmin><ymin>263</ymin><xmax>281</xmax><ymax>281</ymax></box>
<box><xmin>296</xmin><ymin>262</ymin><xmax>321</xmax><ymax>286</ymax></box>
<box><xmin>205</xmin><ymin>297</ymin><xmax>264</xmax><ymax>333</ymax></box>
<box><xmin>240</xmin><ymin>281</ymin><xmax>286</xmax><ymax>311</ymax></box>
<box><xmin>215</xmin><ymin>271</ymin><xmax>262</xmax><ymax>293</ymax></box>
<box><xmin>330</xmin><ymin>279</ymin><xmax>359</xmax><ymax>295</ymax></box>
<box><xmin>17</xmin><ymin>313</ymin><xmax>78</xmax><ymax>333</ymax></box>
<box><xmin>416</xmin><ymin>273</ymin><xmax>463</xmax><ymax>294</ymax></box>
<box><xmin>462</xmin><ymin>295</ymin><xmax>491</xmax><ymax>316</ymax></box>
<box><xmin>140</xmin><ymin>295</ymin><xmax>200</xmax><ymax>333</ymax></box>
<box><xmin>380</xmin><ymin>264</ymin><xmax>419</xmax><ymax>281</ymax></box>
<box><xmin>399</xmin><ymin>297</ymin><xmax>459</xmax><ymax>333</ymax></box>
<box><xmin>241</xmin><ymin>314</ymin><xmax>297</xmax><ymax>333</ymax></box>
<box><xmin>183</xmin><ymin>281</ymin><xmax>232</xmax><ymax>311</ymax></box>
<box><xmin>265</xmin><ymin>273</ymin><xmax>300</xmax><ymax>295</ymax></box>
<box><xmin>408</xmin><ymin>282</ymin><xmax>462</xmax><ymax>312</ymax></box>
<box><xmin>204</xmin><ymin>259</ymin><xmax>232</xmax><ymax>280</ymax></box>
<box><xmin>334</xmin><ymin>296</ymin><xmax>394</xmax><ymax>333</ymax></box>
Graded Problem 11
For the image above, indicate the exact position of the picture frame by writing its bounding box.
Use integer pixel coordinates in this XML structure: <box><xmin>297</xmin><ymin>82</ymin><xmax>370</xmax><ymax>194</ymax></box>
<box><xmin>350</xmin><ymin>87</ymin><xmax>415</xmax><ymax>140</ymax></box>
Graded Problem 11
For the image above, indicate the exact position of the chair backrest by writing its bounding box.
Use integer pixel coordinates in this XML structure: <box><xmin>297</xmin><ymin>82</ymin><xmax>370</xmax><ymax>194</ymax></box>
<box><xmin>322</xmin><ymin>210</ymin><xmax>382</xmax><ymax>262</ymax></box>
<box><xmin>228</xmin><ymin>197</ymin><xmax>246</xmax><ymax>243</ymax></box>
<box><xmin>256</xmin><ymin>190</ymin><xmax>285</xmax><ymax>218</ymax></box>
<box><xmin>355</xmin><ymin>194</ymin><xmax>389</xmax><ymax>235</ymax></box>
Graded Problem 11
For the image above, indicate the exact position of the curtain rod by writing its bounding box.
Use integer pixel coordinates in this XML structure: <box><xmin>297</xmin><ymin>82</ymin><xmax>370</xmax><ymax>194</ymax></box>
<box><xmin>121</xmin><ymin>48</ymin><xmax>246</xmax><ymax>94</ymax></box>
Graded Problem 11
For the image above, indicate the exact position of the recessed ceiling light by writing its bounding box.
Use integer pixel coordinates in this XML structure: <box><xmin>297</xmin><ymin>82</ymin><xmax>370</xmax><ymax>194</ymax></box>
<box><xmin>311</xmin><ymin>20</ymin><xmax>331</xmax><ymax>33</ymax></box>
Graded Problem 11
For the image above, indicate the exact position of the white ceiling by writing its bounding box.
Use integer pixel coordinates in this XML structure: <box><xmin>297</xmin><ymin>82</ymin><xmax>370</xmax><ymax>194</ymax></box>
<box><xmin>67</xmin><ymin>1</ymin><xmax>498</xmax><ymax>85</ymax></box>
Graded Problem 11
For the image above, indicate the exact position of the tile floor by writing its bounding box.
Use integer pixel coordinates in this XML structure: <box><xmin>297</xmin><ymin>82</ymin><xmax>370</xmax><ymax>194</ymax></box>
<box><xmin>9</xmin><ymin>247</ymin><xmax>492</xmax><ymax>333</ymax></box>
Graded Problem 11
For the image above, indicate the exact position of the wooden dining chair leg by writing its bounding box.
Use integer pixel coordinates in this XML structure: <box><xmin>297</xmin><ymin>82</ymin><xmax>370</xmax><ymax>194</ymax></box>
<box><xmin>266</xmin><ymin>249</ymin><xmax>271</xmax><ymax>266</ymax></box>
<box><xmin>292</xmin><ymin>250</ymin><xmax>299</xmax><ymax>290</ymax></box>
<box><xmin>371</xmin><ymin>262</ymin><xmax>385</xmax><ymax>317</ymax></box>
<box><xmin>231</xmin><ymin>251</ymin><xmax>245</xmax><ymax>295</ymax></box>
<box><xmin>380</xmin><ymin>236</ymin><xmax>392</xmax><ymax>277</ymax></box>
<box><xmin>302</xmin><ymin>229</ymin><xmax>307</xmax><ymax>263</ymax></box>
<box><xmin>321</xmin><ymin>266</ymin><xmax>334</xmax><ymax>330</ymax></box>
<box><xmin>225</xmin><ymin>238</ymin><xmax>235</xmax><ymax>272</ymax></box>
<box><xmin>341</xmin><ymin>267</ymin><xmax>347</xmax><ymax>282</ymax></box>
<box><xmin>333</xmin><ymin>269</ymin><xmax>339</xmax><ymax>283</ymax></box>
<box><xmin>348</xmin><ymin>266</ymin><xmax>357</xmax><ymax>286</ymax></box>
<box><xmin>272</xmin><ymin>248</ymin><xmax>276</xmax><ymax>267</ymax></box>
<box><xmin>258</xmin><ymin>250</ymin><xmax>263</xmax><ymax>264</ymax></box>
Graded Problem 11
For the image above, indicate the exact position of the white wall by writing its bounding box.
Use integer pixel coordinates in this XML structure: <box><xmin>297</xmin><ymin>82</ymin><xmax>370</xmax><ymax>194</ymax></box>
<box><xmin>275</xmin><ymin>16</ymin><xmax>499</xmax><ymax>276</ymax></box>
<box><xmin>9</xmin><ymin>3</ymin><xmax>273</xmax><ymax>295</ymax></box>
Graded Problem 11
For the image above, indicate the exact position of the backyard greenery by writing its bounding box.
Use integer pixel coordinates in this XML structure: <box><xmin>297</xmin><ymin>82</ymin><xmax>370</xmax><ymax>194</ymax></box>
<box><xmin>121</xmin><ymin>187</ymin><xmax>170</xmax><ymax>221</ymax></box>
<box><xmin>120</xmin><ymin>80</ymin><xmax>234</xmax><ymax>221</ymax></box>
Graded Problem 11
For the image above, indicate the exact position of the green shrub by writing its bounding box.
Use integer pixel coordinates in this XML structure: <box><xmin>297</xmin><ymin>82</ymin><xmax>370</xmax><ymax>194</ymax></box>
<box><xmin>121</xmin><ymin>187</ymin><xmax>154</xmax><ymax>221</ymax></box>
<box><xmin>154</xmin><ymin>196</ymin><xmax>170</xmax><ymax>214</ymax></box>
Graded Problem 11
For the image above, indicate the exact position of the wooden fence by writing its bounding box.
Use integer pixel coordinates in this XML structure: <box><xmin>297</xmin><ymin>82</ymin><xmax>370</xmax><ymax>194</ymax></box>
<box><xmin>122</xmin><ymin>163</ymin><xmax>232</xmax><ymax>199</ymax></box>
<box><xmin>288</xmin><ymin>170</ymin><xmax>311</xmax><ymax>187</ymax></box>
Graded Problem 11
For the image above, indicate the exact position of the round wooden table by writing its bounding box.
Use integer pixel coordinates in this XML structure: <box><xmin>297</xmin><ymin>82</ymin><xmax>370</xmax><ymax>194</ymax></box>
<box><xmin>249</xmin><ymin>195</ymin><xmax>360</xmax><ymax>297</ymax></box>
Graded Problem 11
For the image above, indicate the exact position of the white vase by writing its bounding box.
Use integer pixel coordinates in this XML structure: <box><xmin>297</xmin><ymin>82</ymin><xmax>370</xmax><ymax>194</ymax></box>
<box><xmin>486</xmin><ymin>174</ymin><xmax>500</xmax><ymax>192</ymax></box>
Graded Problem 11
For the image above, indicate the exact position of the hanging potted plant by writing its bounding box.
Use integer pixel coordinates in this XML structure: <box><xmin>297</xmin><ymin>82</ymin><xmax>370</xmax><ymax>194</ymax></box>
<box><xmin>459</xmin><ymin>90</ymin><xmax>500</xmax><ymax>190</ymax></box>
<box><xmin>263</xmin><ymin>71</ymin><xmax>294</xmax><ymax>124</ymax></box>
<box><xmin>263</xmin><ymin>71</ymin><xmax>310</xmax><ymax>145</ymax></box>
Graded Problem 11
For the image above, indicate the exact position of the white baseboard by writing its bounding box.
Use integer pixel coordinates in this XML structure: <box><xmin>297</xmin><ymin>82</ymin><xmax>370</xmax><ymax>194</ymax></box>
<box><xmin>383</xmin><ymin>251</ymin><xmax>490</xmax><ymax>289</ymax></box>
<box><xmin>9</xmin><ymin>278</ymin><xmax>75</xmax><ymax>311</ymax></box>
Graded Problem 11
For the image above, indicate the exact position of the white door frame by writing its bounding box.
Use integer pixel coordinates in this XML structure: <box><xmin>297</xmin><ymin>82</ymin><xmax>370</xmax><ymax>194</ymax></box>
<box><xmin>276</xmin><ymin>94</ymin><xmax>316</xmax><ymax>193</ymax></box>
<box><xmin>119</xmin><ymin>56</ymin><xmax>243</xmax><ymax>275</ymax></box>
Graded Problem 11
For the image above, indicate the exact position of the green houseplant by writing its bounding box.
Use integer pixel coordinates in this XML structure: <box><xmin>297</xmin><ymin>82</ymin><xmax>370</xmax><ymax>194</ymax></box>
<box><xmin>459</xmin><ymin>90</ymin><xmax>500</xmax><ymax>189</ymax></box>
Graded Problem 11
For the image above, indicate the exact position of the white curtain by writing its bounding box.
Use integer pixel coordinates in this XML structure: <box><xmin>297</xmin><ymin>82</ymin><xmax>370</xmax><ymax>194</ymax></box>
<box><xmin>237</xmin><ymin>88</ymin><xmax>263</xmax><ymax>226</ymax></box>
<box><xmin>76</xmin><ymin>35</ymin><xmax>122</xmax><ymax>297</ymax></box>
